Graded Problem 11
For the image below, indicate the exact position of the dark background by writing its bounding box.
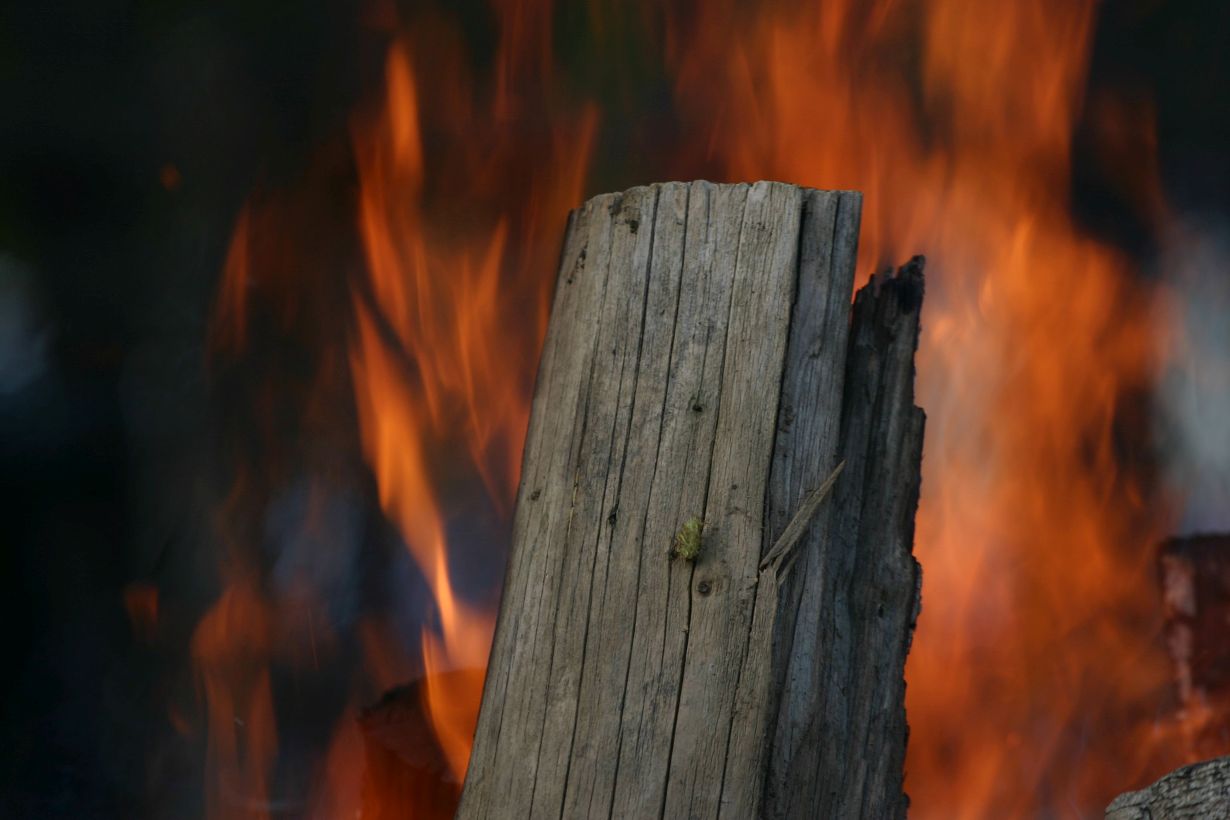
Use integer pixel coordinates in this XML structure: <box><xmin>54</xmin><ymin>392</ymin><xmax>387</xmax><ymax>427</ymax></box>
<box><xmin>1</xmin><ymin>0</ymin><xmax>1227</xmax><ymax>816</ymax></box>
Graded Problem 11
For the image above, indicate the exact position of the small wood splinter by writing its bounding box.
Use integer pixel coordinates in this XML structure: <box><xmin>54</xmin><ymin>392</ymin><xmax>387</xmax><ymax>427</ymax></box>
<box><xmin>759</xmin><ymin>459</ymin><xmax>846</xmax><ymax>583</ymax></box>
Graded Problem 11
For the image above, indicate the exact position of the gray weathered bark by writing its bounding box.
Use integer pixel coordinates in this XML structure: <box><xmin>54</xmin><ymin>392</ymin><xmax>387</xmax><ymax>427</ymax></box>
<box><xmin>457</xmin><ymin>182</ymin><xmax>924</xmax><ymax>819</ymax></box>
<box><xmin>1106</xmin><ymin>756</ymin><xmax>1230</xmax><ymax>819</ymax></box>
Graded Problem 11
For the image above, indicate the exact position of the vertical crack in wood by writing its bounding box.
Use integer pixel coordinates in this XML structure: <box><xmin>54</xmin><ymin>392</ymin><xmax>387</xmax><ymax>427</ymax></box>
<box><xmin>605</xmin><ymin>183</ymin><xmax>689</xmax><ymax>818</ymax></box>
<box><xmin>547</xmin><ymin>187</ymin><xmax>657</xmax><ymax>817</ymax></box>
<box><xmin>561</xmin><ymin>186</ymin><xmax>662</xmax><ymax>816</ymax></box>
<box><xmin>661</xmin><ymin>182</ymin><xmax>750</xmax><ymax>818</ymax></box>
<box><xmin>668</xmin><ymin>181</ymin><xmax>801</xmax><ymax>819</ymax></box>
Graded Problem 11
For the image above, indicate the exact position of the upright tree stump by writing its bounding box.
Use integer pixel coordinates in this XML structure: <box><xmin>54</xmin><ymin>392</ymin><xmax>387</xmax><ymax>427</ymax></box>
<box><xmin>458</xmin><ymin>182</ymin><xmax>925</xmax><ymax>819</ymax></box>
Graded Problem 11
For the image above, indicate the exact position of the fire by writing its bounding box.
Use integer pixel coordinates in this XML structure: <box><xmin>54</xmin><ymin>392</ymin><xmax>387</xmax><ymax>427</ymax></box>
<box><xmin>192</xmin><ymin>583</ymin><xmax>278</xmax><ymax>820</ymax></box>
<box><xmin>191</xmin><ymin>0</ymin><xmax>1213</xmax><ymax>816</ymax></box>
<box><xmin>195</xmin><ymin>5</ymin><xmax>593</xmax><ymax>816</ymax></box>
<box><xmin>347</xmin><ymin>24</ymin><xmax>595</xmax><ymax>790</ymax></box>
<box><xmin>662</xmin><ymin>0</ymin><xmax>1188</xmax><ymax>812</ymax></box>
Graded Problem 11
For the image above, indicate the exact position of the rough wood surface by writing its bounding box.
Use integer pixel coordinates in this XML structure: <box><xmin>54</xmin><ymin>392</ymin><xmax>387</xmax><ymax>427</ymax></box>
<box><xmin>765</xmin><ymin>256</ymin><xmax>925</xmax><ymax>819</ymax></box>
<box><xmin>1106</xmin><ymin>756</ymin><xmax>1230</xmax><ymax>819</ymax></box>
<box><xmin>457</xmin><ymin>182</ymin><xmax>925</xmax><ymax>819</ymax></box>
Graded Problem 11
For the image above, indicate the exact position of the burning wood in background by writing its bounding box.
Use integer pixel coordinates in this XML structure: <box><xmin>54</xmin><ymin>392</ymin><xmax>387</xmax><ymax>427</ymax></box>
<box><xmin>1159</xmin><ymin>534</ymin><xmax>1230</xmax><ymax>757</ymax></box>
<box><xmin>359</xmin><ymin>674</ymin><xmax>465</xmax><ymax>819</ymax></box>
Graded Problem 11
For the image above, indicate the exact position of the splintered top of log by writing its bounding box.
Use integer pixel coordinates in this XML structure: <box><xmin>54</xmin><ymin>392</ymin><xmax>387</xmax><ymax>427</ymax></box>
<box><xmin>458</xmin><ymin>182</ymin><xmax>924</xmax><ymax>820</ymax></box>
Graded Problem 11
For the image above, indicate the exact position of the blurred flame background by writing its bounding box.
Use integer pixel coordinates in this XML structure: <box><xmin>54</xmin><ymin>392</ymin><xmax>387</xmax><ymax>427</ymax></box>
<box><xmin>2</xmin><ymin>0</ymin><xmax>1229</xmax><ymax>817</ymax></box>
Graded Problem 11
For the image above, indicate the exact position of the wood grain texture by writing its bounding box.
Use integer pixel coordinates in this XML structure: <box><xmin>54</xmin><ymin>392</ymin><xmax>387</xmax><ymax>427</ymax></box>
<box><xmin>1106</xmin><ymin>756</ymin><xmax>1230</xmax><ymax>819</ymax></box>
<box><xmin>764</xmin><ymin>257</ymin><xmax>925</xmax><ymax>820</ymax></box>
<box><xmin>457</xmin><ymin>183</ymin><xmax>925</xmax><ymax>819</ymax></box>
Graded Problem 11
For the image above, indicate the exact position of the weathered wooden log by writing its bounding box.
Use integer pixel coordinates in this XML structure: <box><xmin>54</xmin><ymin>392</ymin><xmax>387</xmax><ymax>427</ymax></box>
<box><xmin>458</xmin><ymin>182</ymin><xmax>924</xmax><ymax>819</ymax></box>
<box><xmin>1106</xmin><ymin>755</ymin><xmax>1230</xmax><ymax>819</ymax></box>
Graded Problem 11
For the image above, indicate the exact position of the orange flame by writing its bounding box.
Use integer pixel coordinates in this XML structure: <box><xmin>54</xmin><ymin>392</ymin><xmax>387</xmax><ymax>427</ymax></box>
<box><xmin>662</xmin><ymin>0</ymin><xmax>1195</xmax><ymax>812</ymax></box>
<box><xmin>197</xmin><ymin>3</ymin><xmax>595</xmax><ymax>810</ymax></box>
<box><xmin>192</xmin><ymin>583</ymin><xmax>277</xmax><ymax>820</ymax></box>
<box><xmin>346</xmin><ymin>17</ymin><xmax>594</xmax><ymax>795</ymax></box>
<box><xmin>195</xmin><ymin>0</ymin><xmax>1216</xmax><ymax>816</ymax></box>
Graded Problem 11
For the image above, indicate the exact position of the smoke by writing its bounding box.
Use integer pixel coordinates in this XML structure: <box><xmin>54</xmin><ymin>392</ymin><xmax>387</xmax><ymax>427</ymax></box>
<box><xmin>1156</xmin><ymin>217</ymin><xmax>1230</xmax><ymax>535</ymax></box>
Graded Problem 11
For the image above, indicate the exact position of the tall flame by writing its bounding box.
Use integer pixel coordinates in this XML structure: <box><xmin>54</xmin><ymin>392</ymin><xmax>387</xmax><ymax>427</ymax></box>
<box><xmin>194</xmin><ymin>0</ymin><xmax>1216</xmax><ymax>816</ymax></box>
<box><xmin>662</xmin><ymin>0</ymin><xmax>1185</xmax><ymax>812</ymax></box>
<box><xmin>346</xmin><ymin>21</ymin><xmax>595</xmax><ymax>790</ymax></box>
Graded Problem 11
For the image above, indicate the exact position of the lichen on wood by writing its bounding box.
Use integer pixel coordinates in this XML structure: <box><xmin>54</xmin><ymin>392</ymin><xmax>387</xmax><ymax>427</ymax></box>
<box><xmin>673</xmin><ymin>516</ymin><xmax>704</xmax><ymax>561</ymax></box>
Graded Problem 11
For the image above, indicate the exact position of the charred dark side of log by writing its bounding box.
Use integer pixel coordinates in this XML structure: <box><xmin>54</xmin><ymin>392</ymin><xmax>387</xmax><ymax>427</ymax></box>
<box><xmin>764</xmin><ymin>254</ymin><xmax>925</xmax><ymax>819</ymax></box>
